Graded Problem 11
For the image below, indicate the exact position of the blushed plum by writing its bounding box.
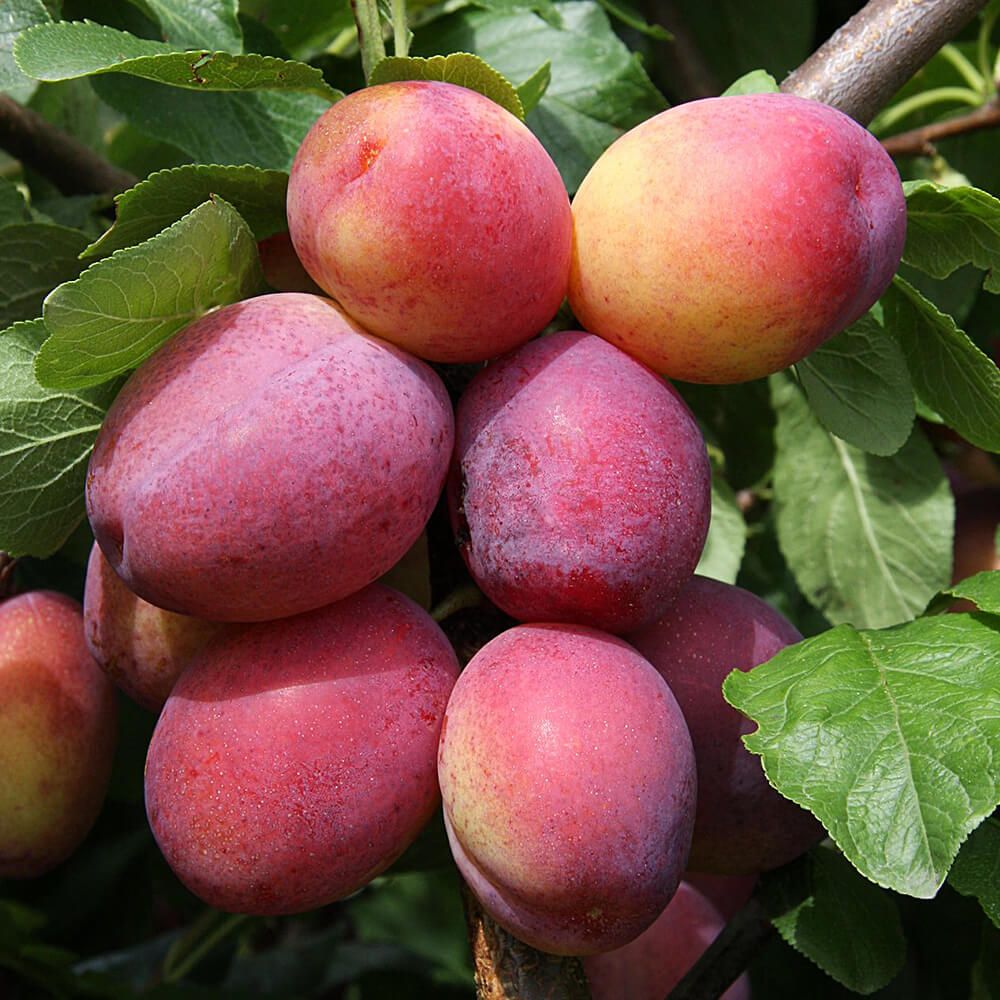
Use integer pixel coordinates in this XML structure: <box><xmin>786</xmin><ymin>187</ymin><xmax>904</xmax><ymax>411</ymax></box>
<box><xmin>438</xmin><ymin>624</ymin><xmax>696</xmax><ymax>955</ymax></box>
<box><xmin>83</xmin><ymin>543</ymin><xmax>229</xmax><ymax>712</ymax></box>
<box><xmin>628</xmin><ymin>576</ymin><xmax>823</xmax><ymax>874</ymax></box>
<box><xmin>145</xmin><ymin>584</ymin><xmax>459</xmax><ymax>915</ymax></box>
<box><xmin>86</xmin><ymin>293</ymin><xmax>454</xmax><ymax>622</ymax></box>
<box><xmin>0</xmin><ymin>591</ymin><xmax>117</xmax><ymax>878</ymax></box>
<box><xmin>287</xmin><ymin>81</ymin><xmax>572</xmax><ymax>363</ymax></box>
<box><xmin>449</xmin><ymin>331</ymin><xmax>710</xmax><ymax>633</ymax></box>
<box><xmin>570</xmin><ymin>93</ymin><xmax>906</xmax><ymax>383</ymax></box>
<box><xmin>583</xmin><ymin>882</ymin><xmax>751</xmax><ymax>1000</ymax></box>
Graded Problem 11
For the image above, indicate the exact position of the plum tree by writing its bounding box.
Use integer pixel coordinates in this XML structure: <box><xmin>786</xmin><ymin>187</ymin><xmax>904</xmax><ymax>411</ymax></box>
<box><xmin>286</xmin><ymin>80</ymin><xmax>572</xmax><ymax>363</ymax></box>
<box><xmin>628</xmin><ymin>575</ymin><xmax>823</xmax><ymax>874</ymax></box>
<box><xmin>437</xmin><ymin>623</ymin><xmax>696</xmax><ymax>955</ymax></box>
<box><xmin>83</xmin><ymin>543</ymin><xmax>229</xmax><ymax>712</ymax></box>
<box><xmin>449</xmin><ymin>331</ymin><xmax>711</xmax><ymax>632</ymax></box>
<box><xmin>86</xmin><ymin>292</ymin><xmax>454</xmax><ymax>622</ymax></box>
<box><xmin>569</xmin><ymin>93</ymin><xmax>907</xmax><ymax>383</ymax></box>
<box><xmin>0</xmin><ymin>592</ymin><xmax>117</xmax><ymax>878</ymax></box>
<box><xmin>145</xmin><ymin>584</ymin><xmax>459</xmax><ymax>915</ymax></box>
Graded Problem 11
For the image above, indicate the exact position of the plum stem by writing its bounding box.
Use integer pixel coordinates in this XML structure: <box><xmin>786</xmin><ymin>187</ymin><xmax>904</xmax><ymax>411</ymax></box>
<box><xmin>431</xmin><ymin>583</ymin><xmax>484</xmax><ymax>624</ymax></box>
<box><xmin>881</xmin><ymin>97</ymin><xmax>1000</xmax><ymax>157</ymax></box>
<box><xmin>350</xmin><ymin>0</ymin><xmax>387</xmax><ymax>83</ymax></box>
<box><xmin>161</xmin><ymin>910</ymin><xmax>250</xmax><ymax>983</ymax></box>
<box><xmin>392</xmin><ymin>0</ymin><xmax>410</xmax><ymax>58</ymax></box>
<box><xmin>871</xmin><ymin>85</ymin><xmax>984</xmax><ymax>135</ymax></box>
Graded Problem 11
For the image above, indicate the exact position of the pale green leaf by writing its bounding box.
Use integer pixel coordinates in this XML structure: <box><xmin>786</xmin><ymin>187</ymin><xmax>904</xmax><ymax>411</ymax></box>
<box><xmin>772</xmin><ymin>373</ymin><xmax>952</xmax><ymax>629</ymax></box>
<box><xmin>35</xmin><ymin>197</ymin><xmax>262</xmax><ymax>390</ymax></box>
<box><xmin>796</xmin><ymin>313</ymin><xmax>914</xmax><ymax>457</ymax></box>
<box><xmin>950</xmin><ymin>816</ymin><xmax>1000</xmax><ymax>928</ymax></box>
<box><xmin>0</xmin><ymin>0</ymin><xmax>50</xmax><ymax>102</ymax></box>
<box><xmin>722</xmin><ymin>69</ymin><xmax>779</xmax><ymax>95</ymax></box>
<box><xmin>516</xmin><ymin>61</ymin><xmax>551</xmax><ymax>114</ymax></box>
<box><xmin>695</xmin><ymin>472</ymin><xmax>746</xmax><ymax>584</ymax></box>
<box><xmin>723</xmin><ymin>613</ymin><xmax>1000</xmax><ymax>897</ymax></box>
<box><xmin>0</xmin><ymin>319</ymin><xmax>118</xmax><ymax>557</ymax></box>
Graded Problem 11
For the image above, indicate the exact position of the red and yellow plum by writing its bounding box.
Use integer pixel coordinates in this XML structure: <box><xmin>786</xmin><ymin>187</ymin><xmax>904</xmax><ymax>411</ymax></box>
<box><xmin>86</xmin><ymin>293</ymin><xmax>454</xmax><ymax>622</ymax></box>
<box><xmin>449</xmin><ymin>331</ymin><xmax>710</xmax><ymax>633</ymax></box>
<box><xmin>569</xmin><ymin>93</ymin><xmax>906</xmax><ymax>383</ymax></box>
<box><xmin>0</xmin><ymin>591</ymin><xmax>117</xmax><ymax>878</ymax></box>
<box><xmin>438</xmin><ymin>624</ymin><xmax>696</xmax><ymax>955</ymax></box>
<box><xmin>286</xmin><ymin>81</ymin><xmax>572</xmax><ymax>363</ymax></box>
<box><xmin>628</xmin><ymin>576</ymin><xmax>823</xmax><ymax>874</ymax></box>
<box><xmin>145</xmin><ymin>584</ymin><xmax>459</xmax><ymax>915</ymax></box>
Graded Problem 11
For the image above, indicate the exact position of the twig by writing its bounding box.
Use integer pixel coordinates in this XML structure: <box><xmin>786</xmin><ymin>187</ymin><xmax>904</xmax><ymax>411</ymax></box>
<box><xmin>781</xmin><ymin>0</ymin><xmax>990</xmax><ymax>125</ymax></box>
<box><xmin>0</xmin><ymin>94</ymin><xmax>136</xmax><ymax>195</ymax></box>
<box><xmin>881</xmin><ymin>97</ymin><xmax>1000</xmax><ymax>155</ymax></box>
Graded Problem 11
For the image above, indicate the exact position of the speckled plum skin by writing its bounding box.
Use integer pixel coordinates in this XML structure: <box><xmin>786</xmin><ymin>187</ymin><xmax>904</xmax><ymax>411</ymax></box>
<box><xmin>569</xmin><ymin>93</ymin><xmax>907</xmax><ymax>383</ymax></box>
<box><xmin>583</xmin><ymin>882</ymin><xmax>751</xmax><ymax>1000</ymax></box>
<box><xmin>0</xmin><ymin>592</ymin><xmax>117</xmax><ymax>878</ymax></box>
<box><xmin>627</xmin><ymin>576</ymin><xmax>823</xmax><ymax>874</ymax></box>
<box><xmin>86</xmin><ymin>293</ymin><xmax>454</xmax><ymax>622</ymax></box>
<box><xmin>449</xmin><ymin>331</ymin><xmax>711</xmax><ymax>633</ymax></box>
<box><xmin>286</xmin><ymin>80</ymin><xmax>572</xmax><ymax>363</ymax></box>
<box><xmin>145</xmin><ymin>584</ymin><xmax>459</xmax><ymax>915</ymax></box>
<box><xmin>438</xmin><ymin>624</ymin><xmax>696</xmax><ymax>955</ymax></box>
<box><xmin>83</xmin><ymin>543</ymin><xmax>229</xmax><ymax>712</ymax></box>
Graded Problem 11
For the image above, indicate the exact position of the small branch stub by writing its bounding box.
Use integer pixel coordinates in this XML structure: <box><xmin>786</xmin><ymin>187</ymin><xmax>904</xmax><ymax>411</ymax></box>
<box><xmin>881</xmin><ymin>97</ymin><xmax>1000</xmax><ymax>154</ymax></box>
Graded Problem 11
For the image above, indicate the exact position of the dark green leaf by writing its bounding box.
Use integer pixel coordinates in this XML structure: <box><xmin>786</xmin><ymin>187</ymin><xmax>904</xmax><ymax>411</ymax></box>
<box><xmin>84</xmin><ymin>163</ymin><xmax>288</xmax><ymax>259</ymax></box>
<box><xmin>0</xmin><ymin>0</ymin><xmax>50</xmax><ymax>102</ymax></box>
<box><xmin>903</xmin><ymin>181</ymin><xmax>1000</xmax><ymax>292</ymax></box>
<box><xmin>593</xmin><ymin>0</ymin><xmax>671</xmax><ymax>39</ymax></box>
<box><xmin>722</xmin><ymin>68</ymin><xmax>779</xmax><ymax>95</ymax></box>
<box><xmin>950</xmin><ymin>816</ymin><xmax>1000</xmax><ymax>928</ymax></box>
<box><xmin>885</xmin><ymin>276</ymin><xmax>1000</xmax><ymax>453</ymax></box>
<box><xmin>0</xmin><ymin>319</ymin><xmax>118</xmax><ymax>557</ymax></box>
<box><xmin>141</xmin><ymin>0</ymin><xmax>243</xmax><ymax>52</ymax></box>
<box><xmin>0</xmin><ymin>177</ymin><xmax>31</xmax><ymax>227</ymax></box>
<box><xmin>35</xmin><ymin>197</ymin><xmax>262</xmax><ymax>390</ymax></box>
<box><xmin>723</xmin><ymin>612</ymin><xmax>1000</xmax><ymax>897</ymax></box>
<box><xmin>796</xmin><ymin>312</ymin><xmax>915</xmax><ymax>456</ymax></box>
<box><xmin>947</xmin><ymin>571</ymin><xmax>1000</xmax><ymax>614</ymax></box>
<box><xmin>238</xmin><ymin>0</ymin><xmax>354</xmax><ymax>61</ymax></box>
<box><xmin>369</xmin><ymin>53</ymin><xmax>525</xmax><ymax>120</ymax></box>
<box><xmin>773</xmin><ymin>845</ymin><xmax>906</xmax><ymax>994</ymax></box>
<box><xmin>0</xmin><ymin>223</ymin><xmax>90</xmax><ymax>327</ymax></box>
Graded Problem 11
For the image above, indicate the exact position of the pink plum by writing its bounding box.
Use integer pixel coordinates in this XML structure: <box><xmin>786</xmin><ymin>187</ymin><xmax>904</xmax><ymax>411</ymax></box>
<box><xmin>438</xmin><ymin>623</ymin><xmax>696</xmax><ymax>955</ymax></box>
<box><xmin>86</xmin><ymin>292</ymin><xmax>454</xmax><ymax>622</ymax></box>
<box><xmin>449</xmin><ymin>331</ymin><xmax>711</xmax><ymax>633</ymax></box>
<box><xmin>145</xmin><ymin>584</ymin><xmax>459</xmax><ymax>915</ymax></box>
<box><xmin>569</xmin><ymin>93</ymin><xmax>906</xmax><ymax>383</ymax></box>
<box><xmin>286</xmin><ymin>81</ymin><xmax>572</xmax><ymax>363</ymax></box>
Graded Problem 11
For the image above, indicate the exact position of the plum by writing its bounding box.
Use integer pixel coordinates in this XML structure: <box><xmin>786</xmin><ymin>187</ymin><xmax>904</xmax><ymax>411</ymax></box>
<box><xmin>145</xmin><ymin>584</ymin><xmax>459</xmax><ymax>915</ymax></box>
<box><xmin>438</xmin><ymin>623</ymin><xmax>696</xmax><ymax>955</ymax></box>
<box><xmin>569</xmin><ymin>93</ymin><xmax>906</xmax><ymax>383</ymax></box>
<box><xmin>0</xmin><ymin>591</ymin><xmax>117</xmax><ymax>878</ymax></box>
<box><xmin>86</xmin><ymin>292</ymin><xmax>454</xmax><ymax>622</ymax></box>
<box><xmin>449</xmin><ymin>331</ymin><xmax>711</xmax><ymax>633</ymax></box>
<box><xmin>286</xmin><ymin>80</ymin><xmax>572</xmax><ymax>363</ymax></box>
<box><xmin>628</xmin><ymin>576</ymin><xmax>823</xmax><ymax>874</ymax></box>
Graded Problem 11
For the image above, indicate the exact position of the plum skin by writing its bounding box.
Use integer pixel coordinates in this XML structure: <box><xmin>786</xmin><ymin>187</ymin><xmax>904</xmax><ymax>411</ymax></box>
<box><xmin>569</xmin><ymin>92</ymin><xmax>907</xmax><ymax>384</ymax></box>
<box><xmin>627</xmin><ymin>576</ymin><xmax>824</xmax><ymax>874</ymax></box>
<box><xmin>438</xmin><ymin>623</ymin><xmax>697</xmax><ymax>955</ymax></box>
<box><xmin>449</xmin><ymin>331</ymin><xmax>711</xmax><ymax>633</ymax></box>
<box><xmin>144</xmin><ymin>584</ymin><xmax>460</xmax><ymax>915</ymax></box>
<box><xmin>86</xmin><ymin>292</ymin><xmax>454</xmax><ymax>623</ymax></box>
<box><xmin>286</xmin><ymin>80</ymin><xmax>572</xmax><ymax>363</ymax></box>
<box><xmin>0</xmin><ymin>591</ymin><xmax>117</xmax><ymax>878</ymax></box>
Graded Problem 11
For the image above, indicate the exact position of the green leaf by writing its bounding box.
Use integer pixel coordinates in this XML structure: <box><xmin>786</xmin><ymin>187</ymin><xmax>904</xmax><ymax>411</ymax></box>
<box><xmin>0</xmin><ymin>0</ymin><xmax>51</xmax><ymax>102</ymax></box>
<box><xmin>796</xmin><ymin>313</ymin><xmax>915</xmax><ymax>457</ymax></box>
<box><xmin>468</xmin><ymin>0</ymin><xmax>564</xmax><ymax>28</ymax></box>
<box><xmin>0</xmin><ymin>177</ymin><xmax>31</xmax><ymax>228</ymax></box>
<box><xmin>0</xmin><ymin>223</ymin><xmax>91</xmax><ymax>327</ymax></box>
<box><xmin>695</xmin><ymin>471</ymin><xmax>746</xmax><ymax>584</ymax></box>
<box><xmin>772</xmin><ymin>373</ymin><xmax>952</xmax><ymax>629</ymax></box>
<box><xmin>369</xmin><ymin>53</ymin><xmax>525</xmax><ymax>120</ymax></box>
<box><xmin>773</xmin><ymin>845</ymin><xmax>906</xmax><ymax>994</ymax></box>
<box><xmin>93</xmin><ymin>74</ymin><xmax>330</xmax><ymax>171</ymax></box>
<box><xmin>515</xmin><ymin>61</ymin><xmax>550</xmax><ymax>114</ymax></box>
<box><xmin>14</xmin><ymin>21</ymin><xmax>340</xmax><ymax>100</ymax></box>
<box><xmin>947</xmin><ymin>571</ymin><xmax>1000</xmax><ymax>615</ymax></box>
<box><xmin>950</xmin><ymin>816</ymin><xmax>1000</xmax><ymax>928</ymax></box>
<box><xmin>593</xmin><ymin>0</ymin><xmax>671</xmax><ymax>39</ymax></box>
<box><xmin>0</xmin><ymin>319</ymin><xmax>118</xmax><ymax>558</ymax></box>
<box><xmin>885</xmin><ymin>276</ymin><xmax>1000</xmax><ymax>453</ymax></box>
<box><xmin>239</xmin><ymin>0</ymin><xmax>355</xmax><ymax>61</ymax></box>
<box><xmin>414</xmin><ymin>1</ymin><xmax>667</xmax><ymax>192</ymax></box>
<box><xmin>35</xmin><ymin>197</ymin><xmax>262</xmax><ymax>390</ymax></box>
<box><xmin>903</xmin><ymin>180</ymin><xmax>1000</xmax><ymax>292</ymax></box>
<box><xmin>723</xmin><ymin>613</ymin><xmax>1000</xmax><ymax>897</ymax></box>
<box><xmin>141</xmin><ymin>0</ymin><xmax>243</xmax><ymax>52</ymax></box>
<box><xmin>84</xmin><ymin>163</ymin><xmax>288</xmax><ymax>259</ymax></box>
<box><xmin>722</xmin><ymin>68</ymin><xmax>779</xmax><ymax>95</ymax></box>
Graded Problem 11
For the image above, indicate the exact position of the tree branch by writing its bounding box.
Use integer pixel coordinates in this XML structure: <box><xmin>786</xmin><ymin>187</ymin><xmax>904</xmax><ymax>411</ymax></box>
<box><xmin>0</xmin><ymin>93</ymin><xmax>136</xmax><ymax>196</ymax></box>
<box><xmin>881</xmin><ymin>96</ymin><xmax>1000</xmax><ymax>154</ymax></box>
<box><xmin>781</xmin><ymin>0</ymin><xmax>990</xmax><ymax>125</ymax></box>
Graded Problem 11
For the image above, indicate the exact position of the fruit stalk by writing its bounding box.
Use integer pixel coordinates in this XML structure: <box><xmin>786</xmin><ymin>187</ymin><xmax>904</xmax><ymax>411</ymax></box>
<box><xmin>350</xmin><ymin>0</ymin><xmax>388</xmax><ymax>82</ymax></box>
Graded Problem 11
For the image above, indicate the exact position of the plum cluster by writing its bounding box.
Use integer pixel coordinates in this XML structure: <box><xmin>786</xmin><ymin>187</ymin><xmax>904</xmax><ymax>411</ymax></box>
<box><xmin>2</xmin><ymin>79</ymin><xmax>907</xmax><ymax>989</ymax></box>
